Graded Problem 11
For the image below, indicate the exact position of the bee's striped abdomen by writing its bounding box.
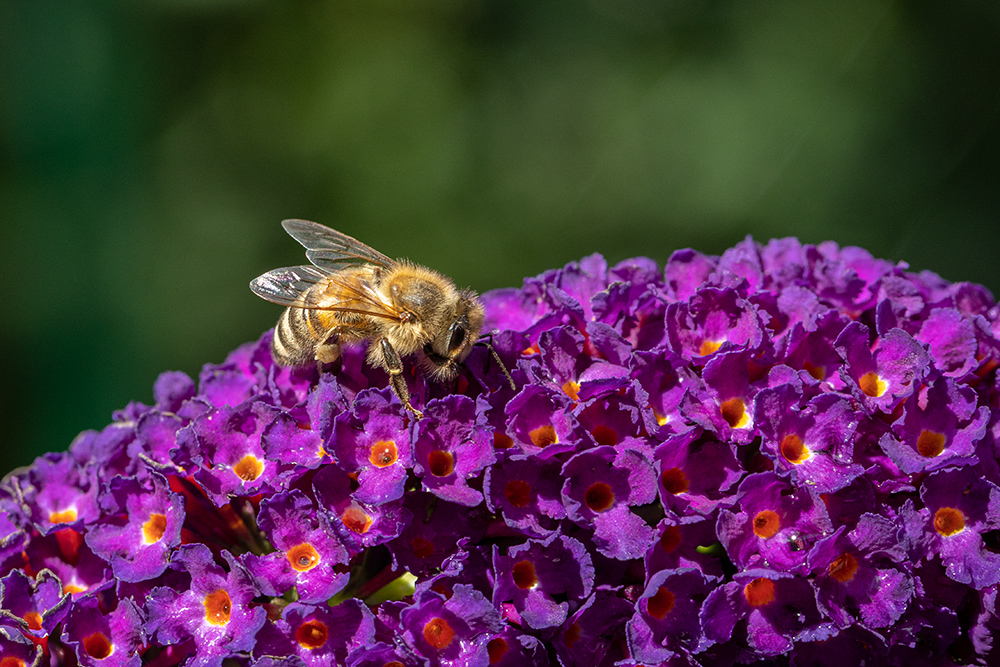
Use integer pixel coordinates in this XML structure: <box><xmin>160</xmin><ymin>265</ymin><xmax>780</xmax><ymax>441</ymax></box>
<box><xmin>271</xmin><ymin>307</ymin><xmax>318</xmax><ymax>367</ymax></box>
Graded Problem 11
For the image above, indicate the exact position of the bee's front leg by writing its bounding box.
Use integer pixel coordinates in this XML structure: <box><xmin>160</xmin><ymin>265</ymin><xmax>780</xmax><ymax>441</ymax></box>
<box><xmin>379</xmin><ymin>338</ymin><xmax>424</xmax><ymax>420</ymax></box>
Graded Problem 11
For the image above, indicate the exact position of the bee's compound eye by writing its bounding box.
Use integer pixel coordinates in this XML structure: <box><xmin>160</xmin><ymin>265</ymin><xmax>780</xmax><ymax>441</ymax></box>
<box><xmin>448</xmin><ymin>321</ymin><xmax>467</xmax><ymax>354</ymax></box>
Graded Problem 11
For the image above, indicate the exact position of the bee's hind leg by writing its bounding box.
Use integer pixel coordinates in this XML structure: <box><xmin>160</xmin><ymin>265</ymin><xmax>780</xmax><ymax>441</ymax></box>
<box><xmin>379</xmin><ymin>338</ymin><xmax>424</xmax><ymax>420</ymax></box>
<box><xmin>315</xmin><ymin>333</ymin><xmax>342</xmax><ymax>374</ymax></box>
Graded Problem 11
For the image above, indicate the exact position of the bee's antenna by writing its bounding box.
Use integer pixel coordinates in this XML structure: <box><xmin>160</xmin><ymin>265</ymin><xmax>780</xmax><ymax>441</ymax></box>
<box><xmin>477</xmin><ymin>333</ymin><xmax>516</xmax><ymax>391</ymax></box>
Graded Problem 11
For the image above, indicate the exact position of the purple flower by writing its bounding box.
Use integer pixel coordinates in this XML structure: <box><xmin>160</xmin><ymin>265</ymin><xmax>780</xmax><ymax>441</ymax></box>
<box><xmin>189</xmin><ymin>401</ymin><xmax>283</xmax><ymax>506</ymax></box>
<box><xmin>716</xmin><ymin>472</ymin><xmax>834</xmax><ymax>574</ymax></box>
<box><xmin>504</xmin><ymin>384</ymin><xmax>580</xmax><ymax>458</ymax></box>
<box><xmin>654</xmin><ymin>428</ymin><xmax>743</xmax><ymax>518</ymax></box>
<box><xmin>900</xmin><ymin>467</ymin><xmax>1000</xmax><ymax>589</ymax></box>
<box><xmin>915</xmin><ymin>307</ymin><xmax>981</xmax><ymax>377</ymax></box>
<box><xmin>412</xmin><ymin>395</ymin><xmax>495</xmax><ymax>507</ymax></box>
<box><xmin>645</xmin><ymin>517</ymin><xmax>725</xmax><ymax>580</ymax></box>
<box><xmin>681</xmin><ymin>348</ymin><xmax>758</xmax><ymax>444</ymax></box>
<box><xmin>6</xmin><ymin>236</ymin><xmax>1000</xmax><ymax>665</ymax></box>
<box><xmin>627</xmin><ymin>568</ymin><xmax>715</xmax><ymax>661</ymax></box>
<box><xmin>560</xmin><ymin>445</ymin><xmax>658</xmax><ymax>560</ymax></box>
<box><xmin>700</xmin><ymin>568</ymin><xmax>832</xmax><ymax>656</ymax></box>
<box><xmin>755</xmin><ymin>385</ymin><xmax>864</xmax><ymax>493</ymax></box>
<box><xmin>242</xmin><ymin>490</ymin><xmax>350</xmax><ymax>603</ymax></box>
<box><xmin>85</xmin><ymin>473</ymin><xmax>184</xmax><ymax>582</ymax></box>
<box><xmin>630</xmin><ymin>348</ymin><xmax>688</xmax><ymax>434</ymax></box>
<box><xmin>311</xmin><ymin>464</ymin><xmax>411</xmax><ymax>552</ymax></box>
<box><xmin>553</xmin><ymin>591</ymin><xmax>634</xmax><ymax>666</ymax></box>
<box><xmin>398</xmin><ymin>584</ymin><xmax>502</xmax><ymax>666</ymax></box>
<box><xmin>0</xmin><ymin>569</ymin><xmax>70</xmax><ymax>638</ymax></box>
<box><xmin>493</xmin><ymin>534</ymin><xmax>594</xmax><ymax>629</ymax></box>
<box><xmin>806</xmin><ymin>513</ymin><xmax>913</xmax><ymax>628</ymax></box>
<box><xmin>62</xmin><ymin>595</ymin><xmax>144</xmax><ymax>667</ymax></box>
<box><xmin>666</xmin><ymin>287</ymin><xmax>766</xmax><ymax>362</ymax></box>
<box><xmin>484</xmin><ymin>456</ymin><xmax>567</xmax><ymax>538</ymax></box>
<box><xmin>330</xmin><ymin>389</ymin><xmax>412</xmax><ymax>504</ymax></box>
<box><xmin>836</xmin><ymin>322</ymin><xmax>930</xmax><ymax>414</ymax></box>
<box><xmin>145</xmin><ymin>545</ymin><xmax>266</xmax><ymax>667</ymax></box>
<box><xmin>17</xmin><ymin>452</ymin><xmax>100</xmax><ymax>535</ymax></box>
<box><xmin>478</xmin><ymin>627</ymin><xmax>548</xmax><ymax>666</ymax></box>
<box><xmin>252</xmin><ymin>599</ymin><xmax>375</xmax><ymax>666</ymax></box>
<box><xmin>0</xmin><ymin>624</ymin><xmax>41</xmax><ymax>667</ymax></box>
<box><xmin>879</xmin><ymin>374</ymin><xmax>988</xmax><ymax>473</ymax></box>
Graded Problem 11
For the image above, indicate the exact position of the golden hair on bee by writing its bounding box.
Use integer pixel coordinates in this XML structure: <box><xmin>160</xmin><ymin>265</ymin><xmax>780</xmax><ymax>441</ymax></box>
<box><xmin>250</xmin><ymin>219</ymin><xmax>511</xmax><ymax>419</ymax></box>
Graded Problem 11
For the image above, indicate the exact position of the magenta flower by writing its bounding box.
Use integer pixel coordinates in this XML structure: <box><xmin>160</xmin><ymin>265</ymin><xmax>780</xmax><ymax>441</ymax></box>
<box><xmin>145</xmin><ymin>545</ymin><xmax>266</xmax><ymax>667</ymax></box>
<box><xmin>62</xmin><ymin>595</ymin><xmax>144</xmax><ymax>667</ymax></box>
<box><xmin>84</xmin><ymin>473</ymin><xmax>184</xmax><ymax>582</ymax></box>
<box><xmin>3</xmin><ymin>236</ymin><xmax>1000</xmax><ymax>665</ymax></box>
<box><xmin>252</xmin><ymin>599</ymin><xmax>375</xmax><ymax>666</ymax></box>
<box><xmin>241</xmin><ymin>489</ymin><xmax>350</xmax><ymax>603</ymax></box>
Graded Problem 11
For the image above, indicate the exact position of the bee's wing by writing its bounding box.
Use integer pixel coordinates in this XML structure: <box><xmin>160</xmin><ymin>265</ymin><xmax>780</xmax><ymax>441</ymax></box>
<box><xmin>281</xmin><ymin>219</ymin><xmax>396</xmax><ymax>271</ymax></box>
<box><xmin>250</xmin><ymin>265</ymin><xmax>403</xmax><ymax>321</ymax></box>
<box><xmin>250</xmin><ymin>265</ymin><xmax>329</xmax><ymax>306</ymax></box>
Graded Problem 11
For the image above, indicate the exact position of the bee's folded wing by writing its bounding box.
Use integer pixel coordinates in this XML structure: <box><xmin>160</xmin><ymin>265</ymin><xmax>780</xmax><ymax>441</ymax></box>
<box><xmin>250</xmin><ymin>265</ymin><xmax>402</xmax><ymax>321</ymax></box>
<box><xmin>281</xmin><ymin>219</ymin><xmax>396</xmax><ymax>271</ymax></box>
<box><xmin>250</xmin><ymin>265</ymin><xmax>330</xmax><ymax>307</ymax></box>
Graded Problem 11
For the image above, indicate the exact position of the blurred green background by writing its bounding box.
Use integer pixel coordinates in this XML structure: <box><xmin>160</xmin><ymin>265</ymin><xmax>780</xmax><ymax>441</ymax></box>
<box><xmin>2</xmin><ymin>0</ymin><xmax>998</xmax><ymax>474</ymax></box>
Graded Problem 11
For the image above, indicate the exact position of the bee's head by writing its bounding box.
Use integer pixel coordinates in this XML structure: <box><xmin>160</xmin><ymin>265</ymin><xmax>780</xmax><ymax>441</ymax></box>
<box><xmin>423</xmin><ymin>289</ymin><xmax>484</xmax><ymax>380</ymax></box>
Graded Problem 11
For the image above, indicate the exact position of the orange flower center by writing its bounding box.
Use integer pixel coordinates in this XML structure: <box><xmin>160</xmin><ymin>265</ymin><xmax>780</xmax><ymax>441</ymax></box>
<box><xmin>660</xmin><ymin>467</ymin><xmax>689</xmax><ymax>494</ymax></box>
<box><xmin>829</xmin><ymin>552</ymin><xmax>859</xmax><ymax>583</ymax></box>
<box><xmin>562</xmin><ymin>381</ymin><xmax>581</xmax><ymax>401</ymax></box>
<box><xmin>83</xmin><ymin>632</ymin><xmax>113</xmax><ymax>659</ymax></box>
<box><xmin>411</xmin><ymin>536</ymin><xmax>435</xmax><ymax>559</ymax></box>
<box><xmin>752</xmin><ymin>510</ymin><xmax>781</xmax><ymax>539</ymax></box>
<box><xmin>504</xmin><ymin>479</ymin><xmax>532</xmax><ymax>508</ymax></box>
<box><xmin>203</xmin><ymin>589</ymin><xmax>232</xmax><ymax>626</ymax></box>
<box><xmin>49</xmin><ymin>508</ymin><xmax>77</xmax><ymax>524</ymax></box>
<box><xmin>859</xmin><ymin>371</ymin><xmax>887</xmax><ymax>397</ymax></box>
<box><xmin>233</xmin><ymin>455</ymin><xmax>264</xmax><ymax>481</ymax></box>
<box><xmin>23</xmin><ymin>611</ymin><xmax>43</xmax><ymax>631</ymax></box>
<box><xmin>721</xmin><ymin>398</ymin><xmax>750</xmax><ymax>428</ymax></box>
<box><xmin>295</xmin><ymin>619</ymin><xmax>329</xmax><ymax>650</ymax></box>
<box><xmin>529</xmin><ymin>424</ymin><xmax>558</xmax><ymax>448</ymax></box>
<box><xmin>933</xmin><ymin>507</ymin><xmax>965</xmax><ymax>536</ymax></box>
<box><xmin>427</xmin><ymin>450</ymin><xmax>455</xmax><ymax>477</ymax></box>
<box><xmin>341</xmin><ymin>506</ymin><xmax>373</xmax><ymax>534</ymax></box>
<box><xmin>369</xmin><ymin>440</ymin><xmax>398</xmax><ymax>468</ymax></box>
<box><xmin>591</xmin><ymin>425</ymin><xmax>618</xmax><ymax>447</ymax></box>
<box><xmin>287</xmin><ymin>543</ymin><xmax>320</xmax><ymax>572</ymax></box>
<box><xmin>916</xmin><ymin>430</ymin><xmax>946</xmax><ymax>457</ymax></box>
<box><xmin>487</xmin><ymin>637</ymin><xmax>509</xmax><ymax>664</ymax></box>
<box><xmin>646</xmin><ymin>586</ymin><xmax>676</xmax><ymax>619</ymax></box>
<box><xmin>780</xmin><ymin>434</ymin><xmax>809</xmax><ymax>464</ymax></box>
<box><xmin>659</xmin><ymin>526</ymin><xmax>682</xmax><ymax>554</ymax></box>
<box><xmin>564</xmin><ymin>622</ymin><xmax>582</xmax><ymax>648</ymax></box>
<box><xmin>143</xmin><ymin>513</ymin><xmax>168</xmax><ymax>544</ymax></box>
<box><xmin>699</xmin><ymin>339</ymin><xmax>723</xmax><ymax>356</ymax></box>
<box><xmin>584</xmin><ymin>482</ymin><xmax>615</xmax><ymax>512</ymax></box>
<box><xmin>802</xmin><ymin>362</ymin><xmax>825</xmax><ymax>380</ymax></box>
<box><xmin>744</xmin><ymin>578</ymin><xmax>775</xmax><ymax>607</ymax></box>
<box><xmin>512</xmin><ymin>560</ymin><xmax>538</xmax><ymax>589</ymax></box>
<box><xmin>423</xmin><ymin>617</ymin><xmax>455</xmax><ymax>650</ymax></box>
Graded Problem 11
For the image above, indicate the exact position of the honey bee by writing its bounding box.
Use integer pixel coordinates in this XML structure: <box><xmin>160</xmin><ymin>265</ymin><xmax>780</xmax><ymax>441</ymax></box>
<box><xmin>250</xmin><ymin>219</ymin><xmax>511</xmax><ymax>419</ymax></box>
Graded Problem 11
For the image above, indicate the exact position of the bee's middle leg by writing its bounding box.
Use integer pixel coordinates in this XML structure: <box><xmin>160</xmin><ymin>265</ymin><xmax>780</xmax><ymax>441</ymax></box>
<box><xmin>379</xmin><ymin>337</ymin><xmax>423</xmax><ymax>420</ymax></box>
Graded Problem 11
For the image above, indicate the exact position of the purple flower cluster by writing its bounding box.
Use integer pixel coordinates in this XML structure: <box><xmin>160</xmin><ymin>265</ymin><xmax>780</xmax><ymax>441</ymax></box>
<box><xmin>3</xmin><ymin>236</ymin><xmax>1000</xmax><ymax>666</ymax></box>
